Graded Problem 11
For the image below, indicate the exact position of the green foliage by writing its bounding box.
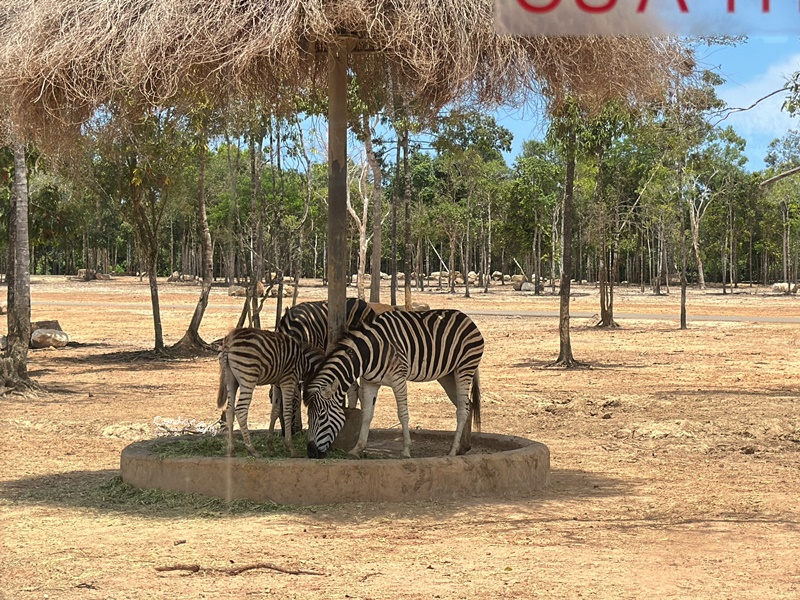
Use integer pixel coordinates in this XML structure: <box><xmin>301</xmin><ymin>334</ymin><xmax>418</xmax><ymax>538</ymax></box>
<box><xmin>432</xmin><ymin>110</ymin><xmax>513</xmax><ymax>162</ymax></box>
<box><xmin>152</xmin><ymin>431</ymin><xmax>348</xmax><ymax>460</ymax></box>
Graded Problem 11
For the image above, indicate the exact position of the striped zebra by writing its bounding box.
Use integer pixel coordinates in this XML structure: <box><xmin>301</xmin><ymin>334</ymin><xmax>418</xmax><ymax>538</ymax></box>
<box><xmin>272</xmin><ymin>298</ymin><xmax>373</xmax><ymax>427</ymax></box>
<box><xmin>277</xmin><ymin>298</ymin><xmax>373</xmax><ymax>353</ymax></box>
<box><xmin>216</xmin><ymin>328</ymin><xmax>324</xmax><ymax>457</ymax></box>
<box><xmin>304</xmin><ymin>309</ymin><xmax>483</xmax><ymax>459</ymax></box>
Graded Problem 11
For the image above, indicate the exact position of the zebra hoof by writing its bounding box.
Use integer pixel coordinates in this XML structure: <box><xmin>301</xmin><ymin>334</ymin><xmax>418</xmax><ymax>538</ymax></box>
<box><xmin>456</xmin><ymin>445</ymin><xmax>471</xmax><ymax>456</ymax></box>
<box><xmin>245</xmin><ymin>447</ymin><xmax>261</xmax><ymax>458</ymax></box>
<box><xmin>346</xmin><ymin>449</ymin><xmax>362</xmax><ymax>459</ymax></box>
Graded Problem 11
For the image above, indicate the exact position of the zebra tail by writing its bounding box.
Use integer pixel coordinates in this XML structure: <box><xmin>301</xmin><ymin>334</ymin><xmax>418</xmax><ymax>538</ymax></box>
<box><xmin>471</xmin><ymin>369</ymin><xmax>481</xmax><ymax>432</ymax></box>
<box><xmin>216</xmin><ymin>350</ymin><xmax>229</xmax><ymax>410</ymax></box>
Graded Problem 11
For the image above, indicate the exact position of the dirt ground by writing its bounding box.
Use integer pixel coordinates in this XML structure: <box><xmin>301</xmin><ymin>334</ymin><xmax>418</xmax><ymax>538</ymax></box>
<box><xmin>2</xmin><ymin>275</ymin><xmax>800</xmax><ymax>599</ymax></box>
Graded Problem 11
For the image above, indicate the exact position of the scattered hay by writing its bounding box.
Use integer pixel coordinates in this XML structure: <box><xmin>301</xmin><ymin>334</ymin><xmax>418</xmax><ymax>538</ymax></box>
<box><xmin>101</xmin><ymin>423</ymin><xmax>151</xmax><ymax>441</ymax></box>
<box><xmin>153</xmin><ymin>416</ymin><xmax>221</xmax><ymax>437</ymax></box>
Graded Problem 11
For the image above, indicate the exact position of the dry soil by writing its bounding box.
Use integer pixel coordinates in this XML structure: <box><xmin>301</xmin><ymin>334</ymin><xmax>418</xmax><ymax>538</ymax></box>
<box><xmin>1</xmin><ymin>276</ymin><xmax>799</xmax><ymax>599</ymax></box>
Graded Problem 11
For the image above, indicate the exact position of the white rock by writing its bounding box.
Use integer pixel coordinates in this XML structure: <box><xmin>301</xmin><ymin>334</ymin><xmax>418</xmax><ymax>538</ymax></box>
<box><xmin>772</xmin><ymin>282</ymin><xmax>798</xmax><ymax>293</ymax></box>
<box><xmin>31</xmin><ymin>328</ymin><xmax>69</xmax><ymax>348</ymax></box>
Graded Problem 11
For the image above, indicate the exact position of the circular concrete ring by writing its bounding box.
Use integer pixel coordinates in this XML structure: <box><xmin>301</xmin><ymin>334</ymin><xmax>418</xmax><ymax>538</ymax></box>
<box><xmin>120</xmin><ymin>429</ymin><xmax>550</xmax><ymax>505</ymax></box>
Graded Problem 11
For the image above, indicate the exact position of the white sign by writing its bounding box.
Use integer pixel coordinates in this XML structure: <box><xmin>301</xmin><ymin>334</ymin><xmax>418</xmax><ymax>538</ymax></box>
<box><xmin>495</xmin><ymin>0</ymin><xmax>800</xmax><ymax>36</ymax></box>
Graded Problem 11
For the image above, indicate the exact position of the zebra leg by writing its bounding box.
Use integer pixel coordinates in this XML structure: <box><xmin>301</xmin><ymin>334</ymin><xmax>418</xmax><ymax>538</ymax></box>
<box><xmin>349</xmin><ymin>381</ymin><xmax>380</xmax><ymax>457</ymax></box>
<box><xmin>390</xmin><ymin>379</ymin><xmax>412</xmax><ymax>459</ymax></box>
<box><xmin>447</xmin><ymin>373</ymin><xmax>472</xmax><ymax>457</ymax></box>
<box><xmin>280</xmin><ymin>382</ymin><xmax>300</xmax><ymax>458</ymax></box>
<box><xmin>235</xmin><ymin>387</ymin><xmax>260</xmax><ymax>458</ymax></box>
<box><xmin>346</xmin><ymin>382</ymin><xmax>359</xmax><ymax>409</ymax></box>
<box><xmin>438</xmin><ymin>373</ymin><xmax>471</xmax><ymax>455</ymax></box>
<box><xmin>225</xmin><ymin>381</ymin><xmax>237</xmax><ymax>457</ymax></box>
<box><xmin>267</xmin><ymin>386</ymin><xmax>282</xmax><ymax>451</ymax></box>
<box><xmin>291</xmin><ymin>382</ymin><xmax>303</xmax><ymax>434</ymax></box>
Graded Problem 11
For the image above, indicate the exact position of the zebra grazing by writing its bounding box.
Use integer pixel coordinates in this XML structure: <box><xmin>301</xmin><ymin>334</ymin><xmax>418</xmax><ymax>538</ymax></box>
<box><xmin>273</xmin><ymin>298</ymin><xmax>373</xmax><ymax>423</ymax></box>
<box><xmin>217</xmin><ymin>328</ymin><xmax>323</xmax><ymax>457</ymax></box>
<box><xmin>304</xmin><ymin>309</ymin><xmax>484</xmax><ymax>459</ymax></box>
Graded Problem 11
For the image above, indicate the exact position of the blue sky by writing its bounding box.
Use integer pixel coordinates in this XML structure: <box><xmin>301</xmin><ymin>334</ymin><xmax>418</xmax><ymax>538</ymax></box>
<box><xmin>497</xmin><ymin>36</ymin><xmax>800</xmax><ymax>172</ymax></box>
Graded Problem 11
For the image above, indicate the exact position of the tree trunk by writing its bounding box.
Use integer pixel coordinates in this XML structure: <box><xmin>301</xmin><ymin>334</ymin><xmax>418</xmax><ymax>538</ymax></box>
<box><xmin>364</xmin><ymin>115</ymin><xmax>383</xmax><ymax>304</ymax></box>
<box><xmin>551</xmin><ymin>125</ymin><xmax>582</xmax><ymax>367</ymax></box>
<box><xmin>1</xmin><ymin>142</ymin><xmax>32</xmax><ymax>390</ymax></box>
<box><xmin>172</xmin><ymin>139</ymin><xmax>214</xmax><ymax>354</ymax></box>
<box><xmin>721</xmin><ymin>232</ymin><xmax>728</xmax><ymax>295</ymax></box>
<box><xmin>550</xmin><ymin>204</ymin><xmax>558</xmax><ymax>295</ymax></box>
<box><xmin>418</xmin><ymin>236</ymin><xmax>425</xmax><ymax>292</ymax></box>
<box><xmin>390</xmin><ymin>138</ymin><xmax>400</xmax><ymax>307</ymax></box>
<box><xmin>679</xmin><ymin>165</ymin><xmax>688</xmax><ymax>329</ymax></box>
<box><xmin>448</xmin><ymin>237</ymin><xmax>456</xmax><ymax>294</ymax></box>
<box><xmin>654</xmin><ymin>226</ymin><xmax>663</xmax><ymax>295</ymax></box>
<box><xmin>661</xmin><ymin>225</ymin><xmax>670</xmax><ymax>295</ymax></box>
<box><xmin>689</xmin><ymin>210</ymin><xmax>706</xmax><ymax>289</ymax></box>
<box><xmin>781</xmin><ymin>200</ymin><xmax>790</xmax><ymax>291</ymax></box>
<box><xmin>357</xmin><ymin>226</ymin><xmax>367</xmax><ymax>300</ymax></box>
<box><xmin>147</xmin><ymin>256</ymin><xmax>165</xmax><ymax>353</ymax></box>
<box><xmin>595</xmin><ymin>157</ymin><xmax>617</xmax><ymax>328</ymax></box>
<box><xmin>327</xmin><ymin>46</ymin><xmax>349</xmax><ymax>349</ymax></box>
<box><xmin>273</xmin><ymin>120</ymin><xmax>287</xmax><ymax>331</ymax></box>
<box><xmin>225</xmin><ymin>132</ymin><xmax>240</xmax><ymax>285</ymax></box>
<box><xmin>248</xmin><ymin>131</ymin><xmax>263</xmax><ymax>328</ymax></box>
<box><xmin>402</xmin><ymin>125</ymin><xmax>413</xmax><ymax>310</ymax></box>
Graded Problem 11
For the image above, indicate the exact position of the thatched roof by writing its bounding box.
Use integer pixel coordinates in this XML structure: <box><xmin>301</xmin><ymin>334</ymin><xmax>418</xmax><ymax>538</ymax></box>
<box><xmin>0</xmin><ymin>0</ymin><xmax>684</xmax><ymax>139</ymax></box>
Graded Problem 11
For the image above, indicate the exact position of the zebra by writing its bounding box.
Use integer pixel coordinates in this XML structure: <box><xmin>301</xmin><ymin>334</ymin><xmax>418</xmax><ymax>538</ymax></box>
<box><xmin>216</xmin><ymin>328</ymin><xmax>324</xmax><ymax>457</ymax></box>
<box><xmin>304</xmin><ymin>309</ymin><xmax>483</xmax><ymax>459</ymax></box>
<box><xmin>277</xmin><ymin>298</ymin><xmax>373</xmax><ymax>353</ymax></box>
<box><xmin>271</xmin><ymin>298</ymin><xmax>374</xmax><ymax>432</ymax></box>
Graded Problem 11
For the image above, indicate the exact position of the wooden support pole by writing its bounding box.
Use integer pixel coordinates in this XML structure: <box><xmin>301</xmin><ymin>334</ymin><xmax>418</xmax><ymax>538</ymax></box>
<box><xmin>327</xmin><ymin>45</ymin><xmax>349</xmax><ymax>350</ymax></box>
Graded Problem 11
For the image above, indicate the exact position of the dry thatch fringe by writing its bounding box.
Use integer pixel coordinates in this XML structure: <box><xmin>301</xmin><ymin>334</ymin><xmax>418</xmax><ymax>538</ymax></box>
<box><xmin>0</xmin><ymin>0</ymin><xmax>685</xmax><ymax>145</ymax></box>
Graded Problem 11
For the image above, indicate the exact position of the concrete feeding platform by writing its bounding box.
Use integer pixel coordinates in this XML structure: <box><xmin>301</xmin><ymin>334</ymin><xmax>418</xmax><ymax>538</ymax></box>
<box><xmin>120</xmin><ymin>429</ymin><xmax>550</xmax><ymax>505</ymax></box>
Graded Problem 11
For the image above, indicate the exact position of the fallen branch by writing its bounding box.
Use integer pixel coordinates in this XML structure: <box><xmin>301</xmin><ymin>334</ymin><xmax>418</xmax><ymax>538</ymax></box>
<box><xmin>155</xmin><ymin>562</ymin><xmax>324</xmax><ymax>577</ymax></box>
<box><xmin>224</xmin><ymin>562</ymin><xmax>324</xmax><ymax>576</ymax></box>
<box><xmin>155</xmin><ymin>564</ymin><xmax>201</xmax><ymax>573</ymax></box>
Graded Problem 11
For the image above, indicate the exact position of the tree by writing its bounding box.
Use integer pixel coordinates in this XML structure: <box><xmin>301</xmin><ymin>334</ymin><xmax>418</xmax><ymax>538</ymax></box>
<box><xmin>92</xmin><ymin>107</ymin><xmax>191</xmax><ymax>352</ymax></box>
<box><xmin>431</xmin><ymin>111</ymin><xmax>512</xmax><ymax>297</ymax></box>
<box><xmin>508</xmin><ymin>140</ymin><xmax>563</xmax><ymax>293</ymax></box>
<box><xmin>580</xmin><ymin>101</ymin><xmax>634</xmax><ymax>327</ymax></box>
<box><xmin>0</xmin><ymin>141</ymin><xmax>32</xmax><ymax>391</ymax></box>
<box><xmin>764</xmin><ymin>130</ymin><xmax>800</xmax><ymax>289</ymax></box>
<box><xmin>548</xmin><ymin>101</ymin><xmax>584</xmax><ymax>368</ymax></box>
<box><xmin>172</xmin><ymin>100</ymin><xmax>215</xmax><ymax>354</ymax></box>
<box><xmin>346</xmin><ymin>154</ymin><xmax>372</xmax><ymax>301</ymax></box>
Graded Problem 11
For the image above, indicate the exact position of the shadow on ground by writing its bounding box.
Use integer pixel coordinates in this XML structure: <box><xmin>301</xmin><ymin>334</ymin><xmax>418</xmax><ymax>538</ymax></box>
<box><xmin>0</xmin><ymin>465</ymin><xmax>631</xmax><ymax>522</ymax></box>
<box><xmin>41</xmin><ymin>348</ymin><xmax>217</xmax><ymax>371</ymax></box>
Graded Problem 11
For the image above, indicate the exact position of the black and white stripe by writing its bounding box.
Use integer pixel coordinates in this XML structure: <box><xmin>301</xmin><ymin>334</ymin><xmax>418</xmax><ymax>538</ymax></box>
<box><xmin>217</xmin><ymin>328</ymin><xmax>323</xmax><ymax>457</ymax></box>
<box><xmin>276</xmin><ymin>298</ymin><xmax>373</xmax><ymax>352</ymax></box>
<box><xmin>304</xmin><ymin>309</ymin><xmax>483</xmax><ymax>459</ymax></box>
<box><xmin>274</xmin><ymin>298</ymin><xmax>373</xmax><ymax>420</ymax></box>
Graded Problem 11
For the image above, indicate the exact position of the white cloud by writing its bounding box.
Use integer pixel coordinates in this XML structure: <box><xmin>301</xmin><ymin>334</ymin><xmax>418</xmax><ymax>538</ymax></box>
<box><xmin>716</xmin><ymin>51</ymin><xmax>800</xmax><ymax>169</ymax></box>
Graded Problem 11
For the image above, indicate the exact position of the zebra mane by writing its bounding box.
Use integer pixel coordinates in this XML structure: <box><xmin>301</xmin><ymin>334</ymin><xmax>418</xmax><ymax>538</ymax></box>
<box><xmin>326</xmin><ymin>318</ymin><xmax>374</xmax><ymax>357</ymax></box>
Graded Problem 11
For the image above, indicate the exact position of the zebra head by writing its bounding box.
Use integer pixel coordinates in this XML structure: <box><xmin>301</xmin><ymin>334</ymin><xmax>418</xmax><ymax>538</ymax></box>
<box><xmin>304</xmin><ymin>378</ymin><xmax>346</xmax><ymax>458</ymax></box>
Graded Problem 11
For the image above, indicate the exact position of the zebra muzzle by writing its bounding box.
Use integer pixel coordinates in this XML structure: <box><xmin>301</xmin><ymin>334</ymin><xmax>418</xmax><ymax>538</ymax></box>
<box><xmin>307</xmin><ymin>441</ymin><xmax>327</xmax><ymax>459</ymax></box>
